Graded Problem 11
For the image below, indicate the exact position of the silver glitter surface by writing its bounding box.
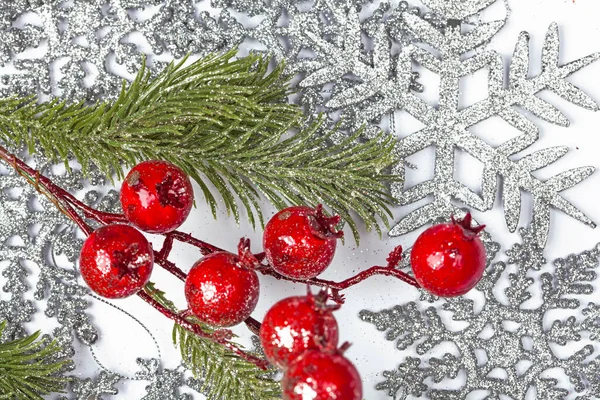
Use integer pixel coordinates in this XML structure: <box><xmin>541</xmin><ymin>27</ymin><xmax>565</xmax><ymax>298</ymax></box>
<box><xmin>360</xmin><ymin>227</ymin><xmax>600</xmax><ymax>399</ymax></box>
<box><xmin>136</xmin><ymin>358</ymin><xmax>192</xmax><ymax>400</ymax></box>
<box><xmin>0</xmin><ymin>152</ymin><xmax>96</xmax><ymax>345</ymax></box>
<box><xmin>67</xmin><ymin>370</ymin><xmax>121</xmax><ymax>400</ymax></box>
<box><xmin>1</xmin><ymin>1</ymin><xmax>599</xmax><ymax>399</ymax></box>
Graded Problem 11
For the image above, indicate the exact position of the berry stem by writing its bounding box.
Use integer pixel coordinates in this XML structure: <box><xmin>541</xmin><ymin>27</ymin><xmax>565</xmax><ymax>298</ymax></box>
<box><xmin>153</xmin><ymin>252</ymin><xmax>188</xmax><ymax>282</ymax></box>
<box><xmin>137</xmin><ymin>290</ymin><xmax>269</xmax><ymax>370</ymax></box>
<box><xmin>244</xmin><ymin>316</ymin><xmax>262</xmax><ymax>336</ymax></box>
<box><xmin>258</xmin><ymin>264</ymin><xmax>419</xmax><ymax>300</ymax></box>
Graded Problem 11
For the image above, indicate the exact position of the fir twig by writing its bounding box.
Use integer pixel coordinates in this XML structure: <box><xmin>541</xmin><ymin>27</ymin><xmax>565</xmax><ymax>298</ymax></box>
<box><xmin>0</xmin><ymin>322</ymin><xmax>70</xmax><ymax>399</ymax></box>
<box><xmin>145</xmin><ymin>283</ymin><xmax>279</xmax><ymax>400</ymax></box>
<box><xmin>173</xmin><ymin>323</ymin><xmax>280</xmax><ymax>400</ymax></box>
<box><xmin>0</xmin><ymin>50</ymin><xmax>399</xmax><ymax>242</ymax></box>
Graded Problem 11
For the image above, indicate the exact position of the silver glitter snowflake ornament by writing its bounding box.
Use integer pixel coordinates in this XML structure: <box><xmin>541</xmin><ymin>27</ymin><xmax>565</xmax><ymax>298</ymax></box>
<box><xmin>293</xmin><ymin>0</ymin><xmax>599</xmax><ymax>246</ymax></box>
<box><xmin>385</xmin><ymin>12</ymin><xmax>599</xmax><ymax>247</ymax></box>
<box><xmin>360</xmin><ymin>227</ymin><xmax>600</xmax><ymax>399</ymax></box>
<box><xmin>135</xmin><ymin>358</ymin><xmax>191</xmax><ymax>400</ymax></box>
<box><xmin>67</xmin><ymin>371</ymin><xmax>121</xmax><ymax>400</ymax></box>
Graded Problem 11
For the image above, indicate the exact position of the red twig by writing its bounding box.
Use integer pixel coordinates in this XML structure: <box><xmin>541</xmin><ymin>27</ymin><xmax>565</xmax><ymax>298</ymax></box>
<box><xmin>0</xmin><ymin>144</ymin><xmax>420</xmax><ymax>342</ymax></box>
<box><xmin>244</xmin><ymin>316</ymin><xmax>262</xmax><ymax>336</ymax></box>
<box><xmin>258</xmin><ymin>264</ymin><xmax>419</xmax><ymax>304</ymax></box>
<box><xmin>162</xmin><ymin>230</ymin><xmax>221</xmax><ymax>255</ymax></box>
<box><xmin>153</xmin><ymin>252</ymin><xmax>188</xmax><ymax>282</ymax></box>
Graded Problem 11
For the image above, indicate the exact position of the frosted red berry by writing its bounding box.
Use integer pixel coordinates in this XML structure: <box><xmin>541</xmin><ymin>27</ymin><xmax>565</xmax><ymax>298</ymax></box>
<box><xmin>410</xmin><ymin>213</ymin><xmax>486</xmax><ymax>297</ymax></box>
<box><xmin>120</xmin><ymin>160</ymin><xmax>193</xmax><ymax>234</ymax></box>
<box><xmin>185</xmin><ymin>239</ymin><xmax>260</xmax><ymax>327</ymax></box>
<box><xmin>282</xmin><ymin>347</ymin><xmax>362</xmax><ymax>400</ymax></box>
<box><xmin>79</xmin><ymin>224</ymin><xmax>154</xmax><ymax>299</ymax></box>
<box><xmin>263</xmin><ymin>205</ymin><xmax>343</xmax><ymax>280</ymax></box>
<box><xmin>260</xmin><ymin>289</ymin><xmax>339</xmax><ymax>369</ymax></box>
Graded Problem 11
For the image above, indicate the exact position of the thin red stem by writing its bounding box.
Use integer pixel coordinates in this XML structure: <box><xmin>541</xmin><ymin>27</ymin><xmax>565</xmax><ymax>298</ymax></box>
<box><xmin>258</xmin><ymin>264</ymin><xmax>419</xmax><ymax>304</ymax></box>
<box><xmin>164</xmin><ymin>230</ymin><xmax>222</xmax><ymax>255</ymax></box>
<box><xmin>137</xmin><ymin>291</ymin><xmax>269</xmax><ymax>370</ymax></box>
<box><xmin>244</xmin><ymin>316</ymin><xmax>262</xmax><ymax>336</ymax></box>
<box><xmin>154</xmin><ymin>252</ymin><xmax>188</xmax><ymax>281</ymax></box>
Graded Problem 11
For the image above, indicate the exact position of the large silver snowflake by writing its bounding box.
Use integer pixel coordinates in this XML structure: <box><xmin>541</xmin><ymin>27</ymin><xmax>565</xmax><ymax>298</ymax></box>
<box><xmin>289</xmin><ymin>0</ymin><xmax>599</xmax><ymax>246</ymax></box>
<box><xmin>360</xmin><ymin>227</ymin><xmax>600</xmax><ymax>399</ymax></box>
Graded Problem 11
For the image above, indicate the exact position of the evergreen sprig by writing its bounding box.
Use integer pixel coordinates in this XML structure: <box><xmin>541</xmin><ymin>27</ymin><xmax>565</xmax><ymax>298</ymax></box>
<box><xmin>173</xmin><ymin>324</ymin><xmax>281</xmax><ymax>400</ymax></box>
<box><xmin>0</xmin><ymin>50</ymin><xmax>399</xmax><ymax>241</ymax></box>
<box><xmin>145</xmin><ymin>283</ymin><xmax>280</xmax><ymax>400</ymax></box>
<box><xmin>0</xmin><ymin>322</ymin><xmax>70</xmax><ymax>399</ymax></box>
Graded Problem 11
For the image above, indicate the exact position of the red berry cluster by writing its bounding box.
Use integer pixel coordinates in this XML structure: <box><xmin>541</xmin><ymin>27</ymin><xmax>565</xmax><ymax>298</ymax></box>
<box><xmin>260</xmin><ymin>290</ymin><xmax>362</xmax><ymax>400</ymax></box>
<box><xmin>76</xmin><ymin>158</ymin><xmax>487</xmax><ymax>399</ymax></box>
<box><xmin>80</xmin><ymin>161</ymin><xmax>194</xmax><ymax>299</ymax></box>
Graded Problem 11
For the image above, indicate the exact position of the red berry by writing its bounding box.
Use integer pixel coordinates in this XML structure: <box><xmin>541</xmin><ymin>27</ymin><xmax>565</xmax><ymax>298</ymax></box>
<box><xmin>263</xmin><ymin>205</ymin><xmax>343</xmax><ymax>279</ymax></box>
<box><xmin>282</xmin><ymin>348</ymin><xmax>362</xmax><ymax>400</ymax></box>
<box><xmin>79</xmin><ymin>224</ymin><xmax>154</xmax><ymax>299</ymax></box>
<box><xmin>410</xmin><ymin>213</ymin><xmax>486</xmax><ymax>297</ymax></box>
<box><xmin>260</xmin><ymin>289</ymin><xmax>339</xmax><ymax>369</ymax></box>
<box><xmin>185</xmin><ymin>239</ymin><xmax>260</xmax><ymax>327</ymax></box>
<box><xmin>120</xmin><ymin>160</ymin><xmax>193</xmax><ymax>233</ymax></box>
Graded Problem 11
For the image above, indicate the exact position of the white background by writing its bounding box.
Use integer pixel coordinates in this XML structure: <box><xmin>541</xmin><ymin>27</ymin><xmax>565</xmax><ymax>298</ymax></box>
<box><xmin>7</xmin><ymin>0</ymin><xmax>600</xmax><ymax>398</ymax></box>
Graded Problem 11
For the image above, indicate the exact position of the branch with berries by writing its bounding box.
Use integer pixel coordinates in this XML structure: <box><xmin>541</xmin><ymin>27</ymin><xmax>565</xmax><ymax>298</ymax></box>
<box><xmin>0</xmin><ymin>142</ymin><xmax>487</xmax><ymax>400</ymax></box>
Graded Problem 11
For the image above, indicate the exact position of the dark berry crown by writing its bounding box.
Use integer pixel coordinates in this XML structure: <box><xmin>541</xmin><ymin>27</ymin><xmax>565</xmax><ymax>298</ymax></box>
<box><xmin>155</xmin><ymin>172</ymin><xmax>186</xmax><ymax>208</ymax></box>
<box><xmin>307</xmin><ymin>286</ymin><xmax>341</xmax><ymax>313</ymax></box>
<box><xmin>113</xmin><ymin>242</ymin><xmax>143</xmax><ymax>279</ymax></box>
<box><xmin>451</xmin><ymin>212</ymin><xmax>485</xmax><ymax>237</ymax></box>
<box><xmin>308</xmin><ymin>204</ymin><xmax>344</xmax><ymax>240</ymax></box>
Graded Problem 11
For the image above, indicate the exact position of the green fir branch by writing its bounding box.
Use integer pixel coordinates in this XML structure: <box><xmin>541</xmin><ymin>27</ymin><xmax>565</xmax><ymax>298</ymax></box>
<box><xmin>144</xmin><ymin>283</ymin><xmax>280</xmax><ymax>400</ymax></box>
<box><xmin>0</xmin><ymin>322</ymin><xmax>70</xmax><ymax>399</ymax></box>
<box><xmin>173</xmin><ymin>323</ymin><xmax>280</xmax><ymax>400</ymax></box>
<box><xmin>0</xmin><ymin>50</ymin><xmax>399</xmax><ymax>241</ymax></box>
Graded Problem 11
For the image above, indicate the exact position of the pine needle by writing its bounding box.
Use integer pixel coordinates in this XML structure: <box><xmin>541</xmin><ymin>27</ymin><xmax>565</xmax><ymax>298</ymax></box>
<box><xmin>0</xmin><ymin>50</ymin><xmax>400</xmax><ymax>242</ymax></box>
<box><xmin>0</xmin><ymin>322</ymin><xmax>70</xmax><ymax>399</ymax></box>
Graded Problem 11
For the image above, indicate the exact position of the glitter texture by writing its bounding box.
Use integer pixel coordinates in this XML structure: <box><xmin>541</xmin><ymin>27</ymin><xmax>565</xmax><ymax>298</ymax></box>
<box><xmin>360</xmin><ymin>227</ymin><xmax>600</xmax><ymax>399</ymax></box>
<box><xmin>1</xmin><ymin>0</ymin><xmax>600</xmax><ymax>398</ymax></box>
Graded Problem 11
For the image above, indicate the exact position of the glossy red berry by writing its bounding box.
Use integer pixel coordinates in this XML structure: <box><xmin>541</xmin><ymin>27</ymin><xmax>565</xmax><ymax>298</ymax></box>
<box><xmin>282</xmin><ymin>347</ymin><xmax>362</xmax><ymax>400</ymax></box>
<box><xmin>120</xmin><ymin>160</ymin><xmax>193</xmax><ymax>234</ymax></box>
<box><xmin>260</xmin><ymin>289</ymin><xmax>339</xmax><ymax>369</ymax></box>
<box><xmin>79</xmin><ymin>224</ymin><xmax>154</xmax><ymax>299</ymax></box>
<box><xmin>185</xmin><ymin>239</ymin><xmax>260</xmax><ymax>327</ymax></box>
<box><xmin>263</xmin><ymin>205</ymin><xmax>343</xmax><ymax>280</ymax></box>
<box><xmin>410</xmin><ymin>213</ymin><xmax>486</xmax><ymax>297</ymax></box>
